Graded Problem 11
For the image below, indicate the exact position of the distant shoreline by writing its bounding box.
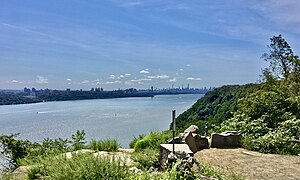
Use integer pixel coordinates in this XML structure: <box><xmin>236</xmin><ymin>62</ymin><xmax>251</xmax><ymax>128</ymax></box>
<box><xmin>0</xmin><ymin>92</ymin><xmax>205</xmax><ymax>106</ymax></box>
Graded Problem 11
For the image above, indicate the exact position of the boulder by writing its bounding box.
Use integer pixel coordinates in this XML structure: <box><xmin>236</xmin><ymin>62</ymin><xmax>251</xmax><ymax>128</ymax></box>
<box><xmin>184</xmin><ymin>125</ymin><xmax>199</xmax><ymax>133</ymax></box>
<box><xmin>211</xmin><ymin>131</ymin><xmax>242</xmax><ymax>148</ymax></box>
<box><xmin>184</xmin><ymin>132</ymin><xmax>209</xmax><ymax>153</ymax></box>
<box><xmin>159</xmin><ymin>144</ymin><xmax>193</xmax><ymax>165</ymax></box>
<box><xmin>164</xmin><ymin>152</ymin><xmax>200</xmax><ymax>173</ymax></box>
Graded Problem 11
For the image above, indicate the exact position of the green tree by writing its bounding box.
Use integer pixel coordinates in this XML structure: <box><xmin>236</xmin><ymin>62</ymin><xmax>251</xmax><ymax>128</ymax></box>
<box><xmin>71</xmin><ymin>130</ymin><xmax>86</xmax><ymax>150</ymax></box>
<box><xmin>262</xmin><ymin>34</ymin><xmax>297</xmax><ymax>79</ymax></box>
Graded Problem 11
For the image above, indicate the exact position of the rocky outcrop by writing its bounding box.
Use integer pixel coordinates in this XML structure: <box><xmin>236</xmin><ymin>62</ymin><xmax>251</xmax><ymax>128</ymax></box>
<box><xmin>159</xmin><ymin>144</ymin><xmax>193</xmax><ymax>165</ymax></box>
<box><xmin>211</xmin><ymin>131</ymin><xmax>242</xmax><ymax>148</ymax></box>
<box><xmin>183</xmin><ymin>132</ymin><xmax>209</xmax><ymax>153</ymax></box>
<box><xmin>167</xmin><ymin>125</ymin><xmax>209</xmax><ymax>153</ymax></box>
<box><xmin>184</xmin><ymin>125</ymin><xmax>199</xmax><ymax>133</ymax></box>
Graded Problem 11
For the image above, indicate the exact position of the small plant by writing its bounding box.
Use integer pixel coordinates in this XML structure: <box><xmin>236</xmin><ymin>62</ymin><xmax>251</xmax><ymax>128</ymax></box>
<box><xmin>132</xmin><ymin>148</ymin><xmax>160</xmax><ymax>170</ymax></box>
<box><xmin>129</xmin><ymin>134</ymin><xmax>145</xmax><ymax>148</ymax></box>
<box><xmin>134</xmin><ymin>131</ymin><xmax>172</xmax><ymax>152</ymax></box>
<box><xmin>71</xmin><ymin>130</ymin><xmax>87</xmax><ymax>150</ymax></box>
<box><xmin>88</xmin><ymin>139</ymin><xmax>120</xmax><ymax>152</ymax></box>
<box><xmin>27</xmin><ymin>153</ymin><xmax>131</xmax><ymax>179</ymax></box>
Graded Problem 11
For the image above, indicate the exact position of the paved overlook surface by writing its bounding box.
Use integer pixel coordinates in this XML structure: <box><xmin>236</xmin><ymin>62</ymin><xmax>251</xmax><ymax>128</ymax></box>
<box><xmin>195</xmin><ymin>148</ymin><xmax>300</xmax><ymax>180</ymax></box>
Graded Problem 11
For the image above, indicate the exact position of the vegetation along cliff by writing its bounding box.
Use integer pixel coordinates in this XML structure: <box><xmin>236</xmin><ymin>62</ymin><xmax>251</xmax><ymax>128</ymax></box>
<box><xmin>176</xmin><ymin>35</ymin><xmax>300</xmax><ymax>155</ymax></box>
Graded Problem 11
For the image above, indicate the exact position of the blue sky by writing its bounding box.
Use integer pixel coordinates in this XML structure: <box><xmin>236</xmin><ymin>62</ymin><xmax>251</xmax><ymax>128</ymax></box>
<box><xmin>1</xmin><ymin>0</ymin><xmax>300</xmax><ymax>90</ymax></box>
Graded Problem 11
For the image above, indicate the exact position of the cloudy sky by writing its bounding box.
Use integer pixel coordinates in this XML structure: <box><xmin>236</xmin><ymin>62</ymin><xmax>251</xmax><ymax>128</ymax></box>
<box><xmin>1</xmin><ymin>0</ymin><xmax>300</xmax><ymax>90</ymax></box>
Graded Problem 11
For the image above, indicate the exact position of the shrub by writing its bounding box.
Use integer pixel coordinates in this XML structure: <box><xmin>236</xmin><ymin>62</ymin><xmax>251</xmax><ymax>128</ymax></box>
<box><xmin>88</xmin><ymin>139</ymin><xmax>120</xmax><ymax>152</ymax></box>
<box><xmin>129</xmin><ymin>134</ymin><xmax>145</xmax><ymax>148</ymax></box>
<box><xmin>27</xmin><ymin>153</ymin><xmax>131</xmax><ymax>180</ymax></box>
<box><xmin>71</xmin><ymin>130</ymin><xmax>87</xmax><ymax>150</ymax></box>
<box><xmin>132</xmin><ymin>148</ymin><xmax>160</xmax><ymax>170</ymax></box>
<box><xmin>134</xmin><ymin>131</ymin><xmax>172</xmax><ymax>152</ymax></box>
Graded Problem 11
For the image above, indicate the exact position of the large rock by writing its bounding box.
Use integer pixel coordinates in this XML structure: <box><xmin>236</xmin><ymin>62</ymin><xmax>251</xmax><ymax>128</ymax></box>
<box><xmin>211</xmin><ymin>131</ymin><xmax>242</xmax><ymax>148</ymax></box>
<box><xmin>184</xmin><ymin>125</ymin><xmax>199</xmax><ymax>133</ymax></box>
<box><xmin>159</xmin><ymin>144</ymin><xmax>193</xmax><ymax>165</ymax></box>
<box><xmin>184</xmin><ymin>132</ymin><xmax>209</xmax><ymax>153</ymax></box>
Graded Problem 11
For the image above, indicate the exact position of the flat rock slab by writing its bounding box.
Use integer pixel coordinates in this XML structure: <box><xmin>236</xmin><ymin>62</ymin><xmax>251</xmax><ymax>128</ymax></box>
<box><xmin>160</xmin><ymin>144</ymin><xmax>193</xmax><ymax>165</ymax></box>
<box><xmin>160</xmin><ymin>144</ymin><xmax>193</xmax><ymax>154</ymax></box>
<box><xmin>195</xmin><ymin>148</ymin><xmax>300</xmax><ymax>180</ymax></box>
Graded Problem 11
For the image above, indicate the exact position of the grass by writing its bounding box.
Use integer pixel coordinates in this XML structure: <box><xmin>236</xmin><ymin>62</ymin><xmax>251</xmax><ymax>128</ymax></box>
<box><xmin>27</xmin><ymin>153</ymin><xmax>131</xmax><ymax>180</ymax></box>
<box><xmin>129</xmin><ymin>134</ymin><xmax>145</xmax><ymax>148</ymax></box>
<box><xmin>133</xmin><ymin>131</ymin><xmax>172</xmax><ymax>152</ymax></box>
<box><xmin>132</xmin><ymin>148</ymin><xmax>160</xmax><ymax>170</ymax></box>
<box><xmin>199</xmin><ymin>162</ymin><xmax>245</xmax><ymax>180</ymax></box>
<box><xmin>2</xmin><ymin>130</ymin><xmax>244</xmax><ymax>180</ymax></box>
<box><xmin>88</xmin><ymin>139</ymin><xmax>120</xmax><ymax>152</ymax></box>
<box><xmin>24</xmin><ymin>153</ymin><xmax>225</xmax><ymax>180</ymax></box>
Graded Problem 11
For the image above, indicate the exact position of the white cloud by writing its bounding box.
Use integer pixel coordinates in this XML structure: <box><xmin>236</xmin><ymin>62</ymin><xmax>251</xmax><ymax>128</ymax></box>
<box><xmin>125</xmin><ymin>73</ymin><xmax>131</xmax><ymax>76</ymax></box>
<box><xmin>102</xmin><ymin>80</ymin><xmax>122</xmax><ymax>84</ymax></box>
<box><xmin>147</xmin><ymin>75</ymin><xmax>169</xmax><ymax>79</ymax></box>
<box><xmin>169</xmin><ymin>78</ymin><xmax>177</xmax><ymax>82</ymax></box>
<box><xmin>81</xmin><ymin>80</ymin><xmax>90</xmax><ymax>84</ymax></box>
<box><xmin>36</xmin><ymin>76</ymin><xmax>48</xmax><ymax>84</ymax></box>
<box><xmin>11</xmin><ymin>80</ymin><xmax>21</xmax><ymax>83</ymax></box>
<box><xmin>119</xmin><ymin>75</ymin><xmax>124</xmax><ymax>78</ymax></box>
<box><xmin>187</xmin><ymin>77</ymin><xmax>202</xmax><ymax>81</ymax></box>
<box><xmin>140</xmin><ymin>69</ymin><xmax>149</xmax><ymax>74</ymax></box>
<box><xmin>67</xmin><ymin>78</ymin><xmax>72</xmax><ymax>81</ymax></box>
<box><xmin>186</xmin><ymin>64</ymin><xmax>191</xmax><ymax>67</ymax></box>
<box><xmin>179</xmin><ymin>69</ymin><xmax>183</xmax><ymax>71</ymax></box>
<box><xmin>109</xmin><ymin>75</ymin><xmax>116</xmax><ymax>79</ymax></box>
<box><xmin>109</xmin><ymin>75</ymin><xmax>121</xmax><ymax>79</ymax></box>
<box><xmin>130</xmin><ymin>78</ymin><xmax>152</xmax><ymax>82</ymax></box>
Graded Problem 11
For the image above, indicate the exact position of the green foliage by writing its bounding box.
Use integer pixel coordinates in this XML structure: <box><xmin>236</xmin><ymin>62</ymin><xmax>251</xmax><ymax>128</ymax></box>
<box><xmin>129</xmin><ymin>134</ymin><xmax>145</xmax><ymax>148</ymax></box>
<box><xmin>0</xmin><ymin>134</ymin><xmax>32</xmax><ymax>162</ymax></box>
<box><xmin>0</xmin><ymin>134</ymin><xmax>70</xmax><ymax>167</ymax></box>
<box><xmin>262</xmin><ymin>34</ymin><xmax>298</xmax><ymax>79</ymax></box>
<box><xmin>27</xmin><ymin>153</ymin><xmax>131</xmax><ymax>180</ymax></box>
<box><xmin>0</xmin><ymin>93</ymin><xmax>42</xmax><ymax>105</ymax></box>
<box><xmin>132</xmin><ymin>148</ymin><xmax>160</xmax><ymax>170</ymax></box>
<box><xmin>198</xmin><ymin>162</ymin><xmax>244</xmax><ymax>180</ymax></box>
<box><xmin>88</xmin><ymin>139</ymin><xmax>119</xmax><ymax>152</ymax></box>
<box><xmin>71</xmin><ymin>130</ymin><xmax>86</xmax><ymax>150</ymax></box>
<box><xmin>133</xmin><ymin>131</ymin><xmax>172</xmax><ymax>152</ymax></box>
<box><xmin>0</xmin><ymin>130</ymin><xmax>87</xmax><ymax>166</ymax></box>
<box><xmin>176</xmin><ymin>35</ymin><xmax>300</xmax><ymax>155</ymax></box>
<box><xmin>24</xmin><ymin>153</ymin><xmax>231</xmax><ymax>180</ymax></box>
<box><xmin>176</xmin><ymin>84</ymin><xmax>259</xmax><ymax>134</ymax></box>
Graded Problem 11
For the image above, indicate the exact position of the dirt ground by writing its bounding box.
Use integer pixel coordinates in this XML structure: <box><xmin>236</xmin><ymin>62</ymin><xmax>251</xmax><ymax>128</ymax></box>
<box><xmin>195</xmin><ymin>148</ymin><xmax>300</xmax><ymax>180</ymax></box>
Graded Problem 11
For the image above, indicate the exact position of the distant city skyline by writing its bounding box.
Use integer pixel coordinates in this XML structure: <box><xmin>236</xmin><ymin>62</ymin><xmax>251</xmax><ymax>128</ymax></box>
<box><xmin>1</xmin><ymin>0</ymin><xmax>300</xmax><ymax>90</ymax></box>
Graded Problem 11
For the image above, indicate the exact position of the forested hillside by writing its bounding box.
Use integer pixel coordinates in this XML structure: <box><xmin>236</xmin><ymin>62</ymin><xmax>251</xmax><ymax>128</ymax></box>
<box><xmin>176</xmin><ymin>35</ymin><xmax>300</xmax><ymax>154</ymax></box>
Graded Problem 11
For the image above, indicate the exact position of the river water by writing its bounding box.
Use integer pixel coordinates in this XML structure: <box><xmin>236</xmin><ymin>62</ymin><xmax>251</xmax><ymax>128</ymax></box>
<box><xmin>0</xmin><ymin>94</ymin><xmax>202</xmax><ymax>171</ymax></box>
<box><xmin>0</xmin><ymin>94</ymin><xmax>202</xmax><ymax>147</ymax></box>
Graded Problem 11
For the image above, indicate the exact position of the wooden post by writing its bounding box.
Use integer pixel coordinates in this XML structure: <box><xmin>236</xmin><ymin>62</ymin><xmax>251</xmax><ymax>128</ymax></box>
<box><xmin>172</xmin><ymin>110</ymin><xmax>176</xmax><ymax>154</ymax></box>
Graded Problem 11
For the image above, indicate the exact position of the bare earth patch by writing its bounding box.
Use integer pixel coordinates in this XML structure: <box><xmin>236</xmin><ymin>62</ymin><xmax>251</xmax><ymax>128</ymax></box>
<box><xmin>195</xmin><ymin>148</ymin><xmax>300</xmax><ymax>180</ymax></box>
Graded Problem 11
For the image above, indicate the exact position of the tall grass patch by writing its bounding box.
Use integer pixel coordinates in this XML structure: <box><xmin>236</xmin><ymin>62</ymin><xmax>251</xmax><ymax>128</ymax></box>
<box><xmin>27</xmin><ymin>153</ymin><xmax>131</xmax><ymax>180</ymax></box>
<box><xmin>133</xmin><ymin>131</ymin><xmax>172</xmax><ymax>152</ymax></box>
<box><xmin>88</xmin><ymin>139</ymin><xmax>120</xmax><ymax>152</ymax></box>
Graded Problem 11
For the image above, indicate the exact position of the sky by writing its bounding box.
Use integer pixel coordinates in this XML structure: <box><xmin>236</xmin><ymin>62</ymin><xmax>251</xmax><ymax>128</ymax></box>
<box><xmin>1</xmin><ymin>0</ymin><xmax>300</xmax><ymax>90</ymax></box>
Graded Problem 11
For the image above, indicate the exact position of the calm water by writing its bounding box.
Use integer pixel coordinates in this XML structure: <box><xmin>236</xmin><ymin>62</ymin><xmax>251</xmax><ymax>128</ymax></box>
<box><xmin>0</xmin><ymin>94</ymin><xmax>202</xmax><ymax>147</ymax></box>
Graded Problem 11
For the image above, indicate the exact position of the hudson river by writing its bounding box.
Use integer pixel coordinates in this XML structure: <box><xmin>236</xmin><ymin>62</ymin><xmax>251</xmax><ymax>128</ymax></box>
<box><xmin>0</xmin><ymin>94</ymin><xmax>203</xmax><ymax>147</ymax></box>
